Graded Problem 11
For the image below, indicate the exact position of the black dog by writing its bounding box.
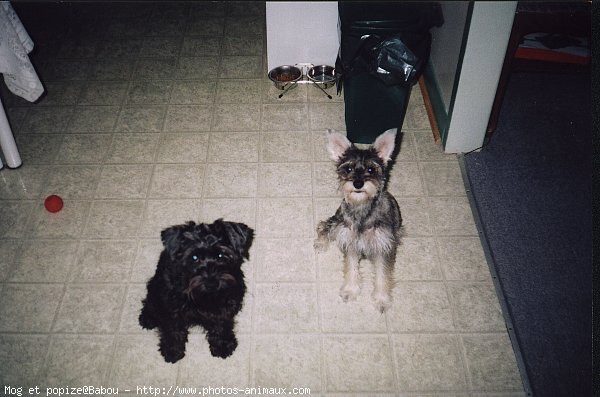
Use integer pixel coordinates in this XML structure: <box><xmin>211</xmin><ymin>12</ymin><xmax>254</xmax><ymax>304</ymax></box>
<box><xmin>139</xmin><ymin>219</ymin><xmax>254</xmax><ymax>363</ymax></box>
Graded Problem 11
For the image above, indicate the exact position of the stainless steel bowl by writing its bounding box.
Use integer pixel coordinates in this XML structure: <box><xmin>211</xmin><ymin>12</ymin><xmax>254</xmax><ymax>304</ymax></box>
<box><xmin>268</xmin><ymin>65</ymin><xmax>302</xmax><ymax>90</ymax></box>
<box><xmin>307</xmin><ymin>65</ymin><xmax>336</xmax><ymax>89</ymax></box>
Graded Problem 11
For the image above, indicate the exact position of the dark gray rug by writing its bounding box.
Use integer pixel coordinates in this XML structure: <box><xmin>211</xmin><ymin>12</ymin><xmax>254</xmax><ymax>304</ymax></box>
<box><xmin>461</xmin><ymin>71</ymin><xmax>591</xmax><ymax>396</ymax></box>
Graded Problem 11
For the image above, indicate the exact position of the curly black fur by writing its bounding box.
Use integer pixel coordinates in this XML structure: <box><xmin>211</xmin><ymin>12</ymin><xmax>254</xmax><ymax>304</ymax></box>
<box><xmin>139</xmin><ymin>219</ymin><xmax>254</xmax><ymax>363</ymax></box>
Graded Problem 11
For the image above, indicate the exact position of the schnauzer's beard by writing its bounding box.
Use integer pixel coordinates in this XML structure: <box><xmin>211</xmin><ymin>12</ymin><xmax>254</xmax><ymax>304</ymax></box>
<box><xmin>340</xmin><ymin>180</ymin><xmax>380</xmax><ymax>205</ymax></box>
<box><xmin>184</xmin><ymin>273</ymin><xmax>239</xmax><ymax>305</ymax></box>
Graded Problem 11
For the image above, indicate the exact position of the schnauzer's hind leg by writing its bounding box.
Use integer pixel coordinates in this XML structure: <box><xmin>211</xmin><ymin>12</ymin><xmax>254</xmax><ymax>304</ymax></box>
<box><xmin>158</xmin><ymin>326</ymin><xmax>189</xmax><ymax>363</ymax></box>
<box><xmin>371</xmin><ymin>254</ymin><xmax>395</xmax><ymax>313</ymax></box>
<box><xmin>340</xmin><ymin>250</ymin><xmax>361</xmax><ymax>302</ymax></box>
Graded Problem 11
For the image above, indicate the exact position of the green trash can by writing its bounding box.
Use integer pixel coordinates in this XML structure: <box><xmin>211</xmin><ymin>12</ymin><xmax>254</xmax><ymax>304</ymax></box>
<box><xmin>336</xmin><ymin>1</ymin><xmax>443</xmax><ymax>144</ymax></box>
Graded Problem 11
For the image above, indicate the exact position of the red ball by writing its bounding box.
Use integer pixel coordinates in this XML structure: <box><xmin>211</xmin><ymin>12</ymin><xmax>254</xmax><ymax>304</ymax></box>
<box><xmin>44</xmin><ymin>195</ymin><xmax>64</xmax><ymax>213</ymax></box>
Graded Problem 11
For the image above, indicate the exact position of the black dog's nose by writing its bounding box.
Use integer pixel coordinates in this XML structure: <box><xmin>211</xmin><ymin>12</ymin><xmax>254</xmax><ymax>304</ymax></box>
<box><xmin>204</xmin><ymin>278</ymin><xmax>219</xmax><ymax>290</ymax></box>
<box><xmin>353</xmin><ymin>180</ymin><xmax>364</xmax><ymax>189</ymax></box>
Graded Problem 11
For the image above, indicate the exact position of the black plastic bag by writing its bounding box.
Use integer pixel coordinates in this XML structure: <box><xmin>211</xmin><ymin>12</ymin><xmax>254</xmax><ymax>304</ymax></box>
<box><xmin>336</xmin><ymin>31</ymin><xmax>430</xmax><ymax>93</ymax></box>
<box><xmin>372</xmin><ymin>35</ymin><xmax>423</xmax><ymax>85</ymax></box>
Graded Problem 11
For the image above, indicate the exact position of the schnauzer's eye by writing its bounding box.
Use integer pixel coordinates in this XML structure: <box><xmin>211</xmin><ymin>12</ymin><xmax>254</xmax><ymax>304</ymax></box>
<box><xmin>367</xmin><ymin>167</ymin><xmax>374</xmax><ymax>174</ymax></box>
<box><xmin>345</xmin><ymin>166</ymin><xmax>353</xmax><ymax>173</ymax></box>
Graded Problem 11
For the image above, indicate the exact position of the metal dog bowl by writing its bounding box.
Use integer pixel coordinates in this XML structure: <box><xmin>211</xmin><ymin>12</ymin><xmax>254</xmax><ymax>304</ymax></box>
<box><xmin>307</xmin><ymin>65</ymin><xmax>336</xmax><ymax>89</ymax></box>
<box><xmin>268</xmin><ymin>65</ymin><xmax>302</xmax><ymax>90</ymax></box>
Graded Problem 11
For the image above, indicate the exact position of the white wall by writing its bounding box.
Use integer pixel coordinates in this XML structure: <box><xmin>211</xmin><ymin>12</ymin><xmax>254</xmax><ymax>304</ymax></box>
<box><xmin>429</xmin><ymin>2</ymin><xmax>470</xmax><ymax>113</ymax></box>
<box><xmin>444</xmin><ymin>1</ymin><xmax>516</xmax><ymax>153</ymax></box>
<box><xmin>266</xmin><ymin>2</ymin><xmax>339</xmax><ymax>72</ymax></box>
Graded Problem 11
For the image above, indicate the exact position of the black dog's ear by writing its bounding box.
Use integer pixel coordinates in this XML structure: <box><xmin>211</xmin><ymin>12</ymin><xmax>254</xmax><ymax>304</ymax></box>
<box><xmin>217</xmin><ymin>220</ymin><xmax>254</xmax><ymax>259</ymax></box>
<box><xmin>161</xmin><ymin>221</ymin><xmax>195</xmax><ymax>260</ymax></box>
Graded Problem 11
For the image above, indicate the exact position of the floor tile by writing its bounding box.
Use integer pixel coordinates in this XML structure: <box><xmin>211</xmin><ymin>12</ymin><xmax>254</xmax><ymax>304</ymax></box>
<box><xmin>254</xmin><ymin>283</ymin><xmax>318</xmax><ymax>333</ymax></box>
<box><xmin>178</xmin><ymin>334</ymin><xmax>251</xmax><ymax>391</ymax></box>
<box><xmin>254</xmin><ymin>335</ymin><xmax>321</xmax><ymax>390</ymax></box>
<box><xmin>428</xmin><ymin>197</ymin><xmax>478</xmax><ymax>236</ymax></box>
<box><xmin>386</xmin><ymin>282</ymin><xmax>455</xmax><ymax>332</ymax></box>
<box><xmin>259</xmin><ymin>162</ymin><xmax>312</xmax><ymax>197</ymax></box>
<box><xmin>0</xmin><ymin>335</ymin><xmax>49</xmax><ymax>385</ymax></box>
<box><xmin>149</xmin><ymin>164</ymin><xmax>205</xmax><ymax>199</ymax></box>
<box><xmin>95</xmin><ymin>165</ymin><xmax>152</xmax><ymax>199</ymax></box>
<box><xmin>203</xmin><ymin>163</ymin><xmax>257</xmax><ymax>198</ymax></box>
<box><xmin>53</xmin><ymin>284</ymin><xmax>126</xmax><ymax>333</ymax></box>
<box><xmin>27</xmin><ymin>200</ymin><xmax>91</xmax><ymax>239</ymax></box>
<box><xmin>387</xmin><ymin>161</ymin><xmax>425</xmax><ymax>197</ymax></box>
<box><xmin>261</xmin><ymin>131</ymin><xmax>312</xmax><ymax>162</ymax></box>
<box><xmin>208</xmin><ymin>132</ymin><xmax>259</xmax><ymax>162</ymax></box>
<box><xmin>177</xmin><ymin>57</ymin><xmax>219</xmax><ymax>79</ymax></box>
<box><xmin>57</xmin><ymin>134</ymin><xmax>112</xmax><ymax>164</ymax></box>
<box><xmin>211</xmin><ymin>104</ymin><xmax>261</xmax><ymax>131</ymax></box>
<box><xmin>201</xmin><ymin>198</ymin><xmax>256</xmax><ymax>228</ymax></box>
<box><xmin>83</xmin><ymin>200</ymin><xmax>144</xmax><ymax>238</ymax></box>
<box><xmin>164</xmin><ymin>105</ymin><xmax>212</xmax><ymax>132</ymax></box>
<box><xmin>131</xmin><ymin>239</ymin><xmax>163</xmax><ymax>283</ymax></box>
<box><xmin>42</xmin><ymin>165</ymin><xmax>102</xmax><ymax>198</ymax></box>
<box><xmin>40</xmin><ymin>335</ymin><xmax>114</xmax><ymax>387</ymax></box>
<box><xmin>421</xmin><ymin>161</ymin><xmax>466</xmax><ymax>196</ymax></box>
<box><xmin>256</xmin><ymin>238</ymin><xmax>316</xmax><ymax>282</ymax></box>
<box><xmin>79</xmin><ymin>81</ymin><xmax>128</xmax><ymax>105</ymax></box>
<box><xmin>319</xmin><ymin>282</ymin><xmax>387</xmax><ymax>333</ymax></box>
<box><xmin>0</xmin><ymin>284</ymin><xmax>63</xmax><ymax>332</ymax></box>
<box><xmin>108</xmin><ymin>334</ymin><xmax>179</xmax><ymax>389</ymax></box>
<box><xmin>262</xmin><ymin>103</ymin><xmax>309</xmax><ymax>131</ymax></box>
<box><xmin>323</xmin><ymin>335</ymin><xmax>395</xmax><ymax>392</ymax></box>
<box><xmin>156</xmin><ymin>132</ymin><xmax>209</xmax><ymax>163</ymax></box>
<box><xmin>106</xmin><ymin>133</ymin><xmax>160</xmax><ymax>164</ymax></box>
<box><xmin>10</xmin><ymin>240</ymin><xmax>78</xmax><ymax>282</ymax></box>
<box><xmin>395</xmin><ymin>237</ymin><xmax>443</xmax><ymax>281</ymax></box>
<box><xmin>171</xmin><ymin>80</ymin><xmax>217</xmax><ymax>105</ymax></box>
<box><xmin>437</xmin><ymin>237</ymin><xmax>492</xmax><ymax>281</ymax></box>
<box><xmin>0</xmin><ymin>201</ymin><xmax>34</xmax><ymax>238</ymax></box>
<box><xmin>462</xmin><ymin>334</ymin><xmax>523</xmax><ymax>391</ymax></box>
<box><xmin>68</xmin><ymin>106</ymin><xmax>119</xmax><ymax>132</ymax></box>
<box><xmin>71</xmin><ymin>240</ymin><xmax>137</xmax><ymax>282</ymax></box>
<box><xmin>116</xmin><ymin>105</ymin><xmax>166</xmax><ymax>132</ymax></box>
<box><xmin>138</xmin><ymin>199</ymin><xmax>201</xmax><ymax>238</ymax></box>
<box><xmin>392</xmin><ymin>334</ymin><xmax>468</xmax><ymax>392</ymax></box>
<box><xmin>256</xmin><ymin>198</ymin><xmax>313</xmax><ymax>238</ymax></box>
<box><xmin>447</xmin><ymin>282</ymin><xmax>505</xmax><ymax>332</ymax></box>
<box><xmin>126</xmin><ymin>80</ymin><xmax>173</xmax><ymax>105</ymax></box>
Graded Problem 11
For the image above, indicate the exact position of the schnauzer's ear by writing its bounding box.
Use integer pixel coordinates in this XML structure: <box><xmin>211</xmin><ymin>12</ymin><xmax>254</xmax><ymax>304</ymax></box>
<box><xmin>219</xmin><ymin>220</ymin><xmax>254</xmax><ymax>260</ymax></box>
<box><xmin>373</xmin><ymin>128</ymin><xmax>397</xmax><ymax>163</ymax></box>
<box><xmin>161</xmin><ymin>222</ymin><xmax>195</xmax><ymax>260</ymax></box>
<box><xmin>326</xmin><ymin>129</ymin><xmax>352</xmax><ymax>162</ymax></box>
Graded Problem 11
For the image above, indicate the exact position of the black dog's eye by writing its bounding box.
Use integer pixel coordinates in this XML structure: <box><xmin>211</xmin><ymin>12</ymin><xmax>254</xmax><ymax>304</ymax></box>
<box><xmin>191</xmin><ymin>255</ymin><xmax>200</xmax><ymax>263</ymax></box>
<box><xmin>217</xmin><ymin>253</ymin><xmax>223</xmax><ymax>259</ymax></box>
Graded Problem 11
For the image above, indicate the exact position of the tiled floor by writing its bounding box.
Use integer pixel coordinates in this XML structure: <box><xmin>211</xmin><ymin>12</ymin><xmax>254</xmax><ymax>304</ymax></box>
<box><xmin>0</xmin><ymin>2</ymin><xmax>524</xmax><ymax>396</ymax></box>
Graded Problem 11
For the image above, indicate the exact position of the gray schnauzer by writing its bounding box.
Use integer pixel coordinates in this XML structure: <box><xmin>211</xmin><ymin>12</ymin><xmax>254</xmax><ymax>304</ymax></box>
<box><xmin>315</xmin><ymin>128</ymin><xmax>402</xmax><ymax>312</ymax></box>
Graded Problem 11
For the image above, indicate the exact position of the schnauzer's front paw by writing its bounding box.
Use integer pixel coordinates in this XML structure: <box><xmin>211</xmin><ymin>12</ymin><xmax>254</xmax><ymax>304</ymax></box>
<box><xmin>339</xmin><ymin>282</ymin><xmax>360</xmax><ymax>302</ymax></box>
<box><xmin>372</xmin><ymin>291</ymin><xmax>392</xmax><ymax>313</ymax></box>
<box><xmin>159</xmin><ymin>344</ymin><xmax>185</xmax><ymax>364</ymax></box>
<box><xmin>313</xmin><ymin>237</ymin><xmax>329</xmax><ymax>252</ymax></box>
<box><xmin>209</xmin><ymin>336</ymin><xmax>238</xmax><ymax>359</ymax></box>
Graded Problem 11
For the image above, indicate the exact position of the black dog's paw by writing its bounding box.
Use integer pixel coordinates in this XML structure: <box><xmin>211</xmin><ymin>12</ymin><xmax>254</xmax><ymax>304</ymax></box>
<box><xmin>209</xmin><ymin>336</ymin><xmax>238</xmax><ymax>359</ymax></box>
<box><xmin>138</xmin><ymin>310</ymin><xmax>157</xmax><ymax>330</ymax></box>
<box><xmin>159</xmin><ymin>343</ymin><xmax>186</xmax><ymax>363</ymax></box>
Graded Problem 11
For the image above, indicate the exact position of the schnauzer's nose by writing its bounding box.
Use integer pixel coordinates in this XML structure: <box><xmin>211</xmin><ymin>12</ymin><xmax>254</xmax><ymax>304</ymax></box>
<box><xmin>353</xmin><ymin>180</ymin><xmax>364</xmax><ymax>190</ymax></box>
